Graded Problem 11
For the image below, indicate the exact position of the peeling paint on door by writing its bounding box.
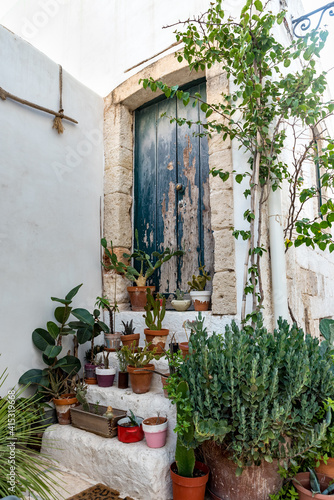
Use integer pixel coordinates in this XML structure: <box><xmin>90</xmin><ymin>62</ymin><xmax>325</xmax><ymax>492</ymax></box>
<box><xmin>134</xmin><ymin>79</ymin><xmax>214</xmax><ymax>292</ymax></box>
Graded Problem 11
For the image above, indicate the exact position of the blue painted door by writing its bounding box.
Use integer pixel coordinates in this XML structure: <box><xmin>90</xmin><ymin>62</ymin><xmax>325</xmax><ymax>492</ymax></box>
<box><xmin>134</xmin><ymin>80</ymin><xmax>213</xmax><ymax>293</ymax></box>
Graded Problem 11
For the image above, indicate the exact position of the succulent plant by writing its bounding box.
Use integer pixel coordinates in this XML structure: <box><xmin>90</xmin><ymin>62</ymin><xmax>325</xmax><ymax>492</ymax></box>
<box><xmin>144</xmin><ymin>289</ymin><xmax>166</xmax><ymax>330</ymax></box>
<box><xmin>175</xmin><ymin>289</ymin><xmax>185</xmax><ymax>300</ymax></box>
<box><xmin>187</xmin><ymin>264</ymin><xmax>211</xmax><ymax>292</ymax></box>
<box><xmin>175</xmin><ymin>380</ymin><xmax>196</xmax><ymax>478</ymax></box>
<box><xmin>121</xmin><ymin>319</ymin><xmax>135</xmax><ymax>336</ymax></box>
<box><xmin>121</xmin><ymin>343</ymin><xmax>162</xmax><ymax>368</ymax></box>
<box><xmin>75</xmin><ymin>378</ymin><xmax>89</xmax><ymax>412</ymax></box>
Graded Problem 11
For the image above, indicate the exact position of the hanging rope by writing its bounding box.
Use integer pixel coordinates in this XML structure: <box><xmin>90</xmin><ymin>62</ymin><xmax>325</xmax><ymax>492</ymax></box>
<box><xmin>0</xmin><ymin>64</ymin><xmax>78</xmax><ymax>132</ymax></box>
<box><xmin>52</xmin><ymin>65</ymin><xmax>64</xmax><ymax>134</ymax></box>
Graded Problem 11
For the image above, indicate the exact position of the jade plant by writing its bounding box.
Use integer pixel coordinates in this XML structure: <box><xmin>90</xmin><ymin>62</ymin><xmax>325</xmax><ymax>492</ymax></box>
<box><xmin>121</xmin><ymin>343</ymin><xmax>162</xmax><ymax>368</ymax></box>
<box><xmin>101</xmin><ymin>229</ymin><xmax>184</xmax><ymax>287</ymax></box>
<box><xmin>170</xmin><ymin>315</ymin><xmax>334</xmax><ymax>475</ymax></box>
<box><xmin>144</xmin><ymin>289</ymin><xmax>166</xmax><ymax>330</ymax></box>
<box><xmin>187</xmin><ymin>264</ymin><xmax>211</xmax><ymax>292</ymax></box>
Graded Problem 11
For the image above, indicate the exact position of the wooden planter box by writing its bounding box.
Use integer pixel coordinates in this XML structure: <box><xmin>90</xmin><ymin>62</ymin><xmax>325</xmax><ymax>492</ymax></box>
<box><xmin>70</xmin><ymin>404</ymin><xmax>126</xmax><ymax>438</ymax></box>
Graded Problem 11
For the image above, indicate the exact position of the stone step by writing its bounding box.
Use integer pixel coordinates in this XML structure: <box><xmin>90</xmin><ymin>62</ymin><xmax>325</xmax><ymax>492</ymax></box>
<box><xmin>42</xmin><ymin>381</ymin><xmax>177</xmax><ymax>500</ymax></box>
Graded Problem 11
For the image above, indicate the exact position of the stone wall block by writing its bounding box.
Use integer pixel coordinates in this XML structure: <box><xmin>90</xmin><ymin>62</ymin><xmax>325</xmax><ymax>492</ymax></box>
<box><xmin>104</xmin><ymin>104</ymin><xmax>133</xmax><ymax>152</ymax></box>
<box><xmin>210</xmin><ymin>191</ymin><xmax>234</xmax><ymax>230</ymax></box>
<box><xmin>213</xmin><ymin>229</ymin><xmax>235</xmax><ymax>272</ymax></box>
<box><xmin>104</xmin><ymin>166</ymin><xmax>133</xmax><ymax>195</ymax></box>
<box><xmin>104</xmin><ymin>193</ymin><xmax>132</xmax><ymax>247</ymax></box>
<box><xmin>103</xmin><ymin>272</ymin><xmax>130</xmax><ymax>306</ymax></box>
<box><xmin>105</xmin><ymin>146</ymin><xmax>133</xmax><ymax>171</ymax></box>
<box><xmin>212</xmin><ymin>271</ymin><xmax>237</xmax><ymax>315</ymax></box>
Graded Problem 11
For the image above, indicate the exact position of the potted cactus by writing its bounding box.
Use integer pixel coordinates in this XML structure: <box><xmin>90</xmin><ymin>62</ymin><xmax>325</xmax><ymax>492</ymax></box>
<box><xmin>101</xmin><ymin>230</ymin><xmax>184</xmax><ymax>311</ymax></box>
<box><xmin>95</xmin><ymin>352</ymin><xmax>116</xmax><ymax>388</ymax></box>
<box><xmin>120</xmin><ymin>320</ymin><xmax>140</xmax><ymax>348</ymax></box>
<box><xmin>171</xmin><ymin>289</ymin><xmax>191</xmax><ymax>312</ymax></box>
<box><xmin>293</xmin><ymin>469</ymin><xmax>334</xmax><ymax>499</ymax></box>
<box><xmin>115</xmin><ymin>348</ymin><xmax>129</xmax><ymax>389</ymax></box>
<box><xmin>188</xmin><ymin>264</ymin><xmax>211</xmax><ymax>311</ymax></box>
<box><xmin>170</xmin><ymin>380</ymin><xmax>209</xmax><ymax>500</ymax></box>
<box><xmin>117</xmin><ymin>410</ymin><xmax>144</xmax><ymax>443</ymax></box>
<box><xmin>144</xmin><ymin>289</ymin><xmax>169</xmax><ymax>353</ymax></box>
<box><xmin>121</xmin><ymin>343</ymin><xmax>162</xmax><ymax>394</ymax></box>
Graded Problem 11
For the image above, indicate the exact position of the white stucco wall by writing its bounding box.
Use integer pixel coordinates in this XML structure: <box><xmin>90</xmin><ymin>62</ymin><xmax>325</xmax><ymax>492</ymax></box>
<box><xmin>0</xmin><ymin>24</ymin><xmax>104</xmax><ymax>394</ymax></box>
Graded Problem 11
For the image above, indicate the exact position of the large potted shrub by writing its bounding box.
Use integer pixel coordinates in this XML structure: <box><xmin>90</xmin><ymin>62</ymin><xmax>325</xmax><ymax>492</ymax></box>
<box><xmin>101</xmin><ymin>230</ymin><xmax>184</xmax><ymax>311</ymax></box>
<box><xmin>144</xmin><ymin>289</ymin><xmax>169</xmax><ymax>353</ymax></box>
<box><xmin>170</xmin><ymin>316</ymin><xmax>334</xmax><ymax>500</ymax></box>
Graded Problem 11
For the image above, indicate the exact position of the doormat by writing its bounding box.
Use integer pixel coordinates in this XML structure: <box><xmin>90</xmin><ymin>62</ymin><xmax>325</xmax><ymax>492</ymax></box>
<box><xmin>67</xmin><ymin>483</ymin><xmax>134</xmax><ymax>500</ymax></box>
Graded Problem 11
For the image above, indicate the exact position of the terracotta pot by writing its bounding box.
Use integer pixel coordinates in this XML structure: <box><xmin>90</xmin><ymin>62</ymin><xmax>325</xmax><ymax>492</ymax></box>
<box><xmin>142</xmin><ymin>417</ymin><xmax>168</xmax><ymax>448</ymax></box>
<box><xmin>96</xmin><ymin>367</ymin><xmax>116</xmax><ymax>387</ymax></box>
<box><xmin>144</xmin><ymin>328</ymin><xmax>169</xmax><ymax>353</ymax></box>
<box><xmin>118</xmin><ymin>371</ymin><xmax>129</xmax><ymax>389</ymax></box>
<box><xmin>179</xmin><ymin>342</ymin><xmax>189</xmax><ymax>359</ymax></box>
<box><xmin>53</xmin><ymin>393</ymin><xmax>78</xmax><ymax>425</ymax></box>
<box><xmin>161</xmin><ymin>373</ymin><xmax>169</xmax><ymax>398</ymax></box>
<box><xmin>170</xmin><ymin>461</ymin><xmax>209</xmax><ymax>500</ymax></box>
<box><xmin>190</xmin><ymin>291</ymin><xmax>211</xmax><ymax>311</ymax></box>
<box><xmin>201</xmin><ymin>441</ymin><xmax>282</xmax><ymax>500</ymax></box>
<box><xmin>315</xmin><ymin>457</ymin><xmax>334</xmax><ymax>478</ymax></box>
<box><xmin>293</xmin><ymin>472</ymin><xmax>334</xmax><ymax>499</ymax></box>
<box><xmin>127</xmin><ymin>363</ymin><xmax>154</xmax><ymax>394</ymax></box>
<box><xmin>127</xmin><ymin>286</ymin><xmax>155</xmax><ymax>311</ymax></box>
<box><xmin>120</xmin><ymin>333</ymin><xmax>140</xmax><ymax>348</ymax></box>
<box><xmin>104</xmin><ymin>332</ymin><xmax>121</xmax><ymax>349</ymax></box>
<box><xmin>84</xmin><ymin>377</ymin><xmax>98</xmax><ymax>385</ymax></box>
<box><xmin>118</xmin><ymin>416</ymin><xmax>144</xmax><ymax>443</ymax></box>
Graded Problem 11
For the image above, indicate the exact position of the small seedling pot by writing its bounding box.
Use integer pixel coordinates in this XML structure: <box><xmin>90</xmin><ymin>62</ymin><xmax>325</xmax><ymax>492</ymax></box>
<box><xmin>53</xmin><ymin>393</ymin><xmax>78</xmax><ymax>425</ymax></box>
<box><xmin>118</xmin><ymin>371</ymin><xmax>129</xmax><ymax>389</ymax></box>
<box><xmin>190</xmin><ymin>291</ymin><xmax>211</xmax><ymax>311</ymax></box>
<box><xmin>142</xmin><ymin>416</ymin><xmax>168</xmax><ymax>448</ymax></box>
<box><xmin>117</xmin><ymin>416</ymin><xmax>144</xmax><ymax>443</ymax></box>
<box><xmin>127</xmin><ymin>363</ymin><xmax>155</xmax><ymax>394</ymax></box>
<box><xmin>96</xmin><ymin>367</ymin><xmax>116</xmax><ymax>387</ymax></box>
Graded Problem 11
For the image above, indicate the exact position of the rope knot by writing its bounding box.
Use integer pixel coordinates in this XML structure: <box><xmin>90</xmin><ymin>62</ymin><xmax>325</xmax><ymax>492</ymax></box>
<box><xmin>0</xmin><ymin>88</ymin><xmax>7</xmax><ymax>101</ymax></box>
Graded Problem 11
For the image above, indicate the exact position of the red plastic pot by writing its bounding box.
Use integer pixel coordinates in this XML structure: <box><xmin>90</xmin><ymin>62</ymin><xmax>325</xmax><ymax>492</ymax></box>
<box><xmin>170</xmin><ymin>461</ymin><xmax>209</xmax><ymax>500</ymax></box>
<box><xmin>117</xmin><ymin>416</ymin><xmax>144</xmax><ymax>443</ymax></box>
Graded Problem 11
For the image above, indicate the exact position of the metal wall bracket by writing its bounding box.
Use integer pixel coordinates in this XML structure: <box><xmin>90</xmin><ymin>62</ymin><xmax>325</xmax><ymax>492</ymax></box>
<box><xmin>292</xmin><ymin>2</ymin><xmax>334</xmax><ymax>38</ymax></box>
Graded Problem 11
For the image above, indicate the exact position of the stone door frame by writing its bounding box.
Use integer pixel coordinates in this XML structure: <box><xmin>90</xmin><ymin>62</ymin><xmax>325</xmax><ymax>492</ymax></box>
<box><xmin>103</xmin><ymin>53</ymin><xmax>237</xmax><ymax>314</ymax></box>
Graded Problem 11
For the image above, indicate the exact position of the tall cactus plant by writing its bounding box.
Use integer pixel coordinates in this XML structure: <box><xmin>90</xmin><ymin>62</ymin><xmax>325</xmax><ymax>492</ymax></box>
<box><xmin>175</xmin><ymin>381</ymin><xmax>196</xmax><ymax>478</ymax></box>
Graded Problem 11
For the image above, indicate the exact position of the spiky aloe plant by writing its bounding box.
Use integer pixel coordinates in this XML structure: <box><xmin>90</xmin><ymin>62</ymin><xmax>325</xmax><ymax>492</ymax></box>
<box><xmin>0</xmin><ymin>369</ymin><xmax>61</xmax><ymax>499</ymax></box>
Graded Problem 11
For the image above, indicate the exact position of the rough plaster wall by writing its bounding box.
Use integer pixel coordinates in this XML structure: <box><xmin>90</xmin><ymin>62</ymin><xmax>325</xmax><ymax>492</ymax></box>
<box><xmin>0</xmin><ymin>25</ymin><xmax>104</xmax><ymax>394</ymax></box>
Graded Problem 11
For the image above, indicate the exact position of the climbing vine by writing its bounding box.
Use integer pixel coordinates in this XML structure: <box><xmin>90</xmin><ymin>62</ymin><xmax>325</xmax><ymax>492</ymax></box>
<box><xmin>141</xmin><ymin>0</ymin><xmax>334</xmax><ymax>322</ymax></box>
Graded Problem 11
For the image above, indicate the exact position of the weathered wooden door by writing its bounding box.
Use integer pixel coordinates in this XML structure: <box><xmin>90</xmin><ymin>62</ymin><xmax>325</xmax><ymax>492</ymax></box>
<box><xmin>134</xmin><ymin>80</ymin><xmax>214</xmax><ymax>293</ymax></box>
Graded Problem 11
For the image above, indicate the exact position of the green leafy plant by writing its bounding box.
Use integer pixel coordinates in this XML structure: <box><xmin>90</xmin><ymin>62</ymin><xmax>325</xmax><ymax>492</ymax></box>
<box><xmin>19</xmin><ymin>285</ymin><xmax>108</xmax><ymax>397</ymax></box>
<box><xmin>128</xmin><ymin>409</ymin><xmax>139</xmax><ymax>427</ymax></box>
<box><xmin>95</xmin><ymin>295</ymin><xmax>118</xmax><ymax>335</ymax></box>
<box><xmin>75</xmin><ymin>378</ymin><xmax>89</xmax><ymax>412</ymax></box>
<box><xmin>140</xmin><ymin>0</ymin><xmax>334</xmax><ymax>322</ymax></box>
<box><xmin>116</xmin><ymin>349</ymin><xmax>128</xmax><ymax>372</ymax></box>
<box><xmin>121</xmin><ymin>319</ymin><xmax>136</xmax><ymax>335</ymax></box>
<box><xmin>187</xmin><ymin>264</ymin><xmax>211</xmax><ymax>292</ymax></box>
<box><xmin>84</xmin><ymin>345</ymin><xmax>104</xmax><ymax>365</ymax></box>
<box><xmin>121</xmin><ymin>343</ymin><xmax>162</xmax><ymax>368</ymax></box>
<box><xmin>93</xmin><ymin>401</ymin><xmax>100</xmax><ymax>415</ymax></box>
<box><xmin>144</xmin><ymin>289</ymin><xmax>166</xmax><ymax>330</ymax></box>
<box><xmin>0</xmin><ymin>368</ymin><xmax>60</xmax><ymax>499</ymax></box>
<box><xmin>101</xmin><ymin>229</ymin><xmax>184</xmax><ymax>287</ymax></box>
<box><xmin>172</xmin><ymin>315</ymin><xmax>334</xmax><ymax>475</ymax></box>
